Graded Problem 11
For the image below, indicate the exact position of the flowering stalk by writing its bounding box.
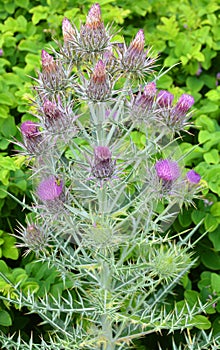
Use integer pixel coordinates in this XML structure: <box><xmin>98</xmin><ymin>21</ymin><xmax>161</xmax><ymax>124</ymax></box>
<box><xmin>1</xmin><ymin>4</ymin><xmax>217</xmax><ymax>350</ymax></box>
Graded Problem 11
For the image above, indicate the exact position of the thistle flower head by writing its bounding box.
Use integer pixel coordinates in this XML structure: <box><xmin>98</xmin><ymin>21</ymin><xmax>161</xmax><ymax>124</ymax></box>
<box><xmin>138</xmin><ymin>81</ymin><xmax>157</xmax><ymax>106</ymax></box>
<box><xmin>20</xmin><ymin>120</ymin><xmax>42</xmax><ymax>153</ymax></box>
<box><xmin>38</xmin><ymin>97</ymin><xmax>78</xmax><ymax>141</ymax></box>
<box><xmin>43</xmin><ymin>99</ymin><xmax>62</xmax><ymax>125</ymax></box>
<box><xmin>21</xmin><ymin>120</ymin><xmax>39</xmax><ymax>139</ymax></box>
<box><xmin>62</xmin><ymin>17</ymin><xmax>75</xmax><ymax>43</ymax></box>
<box><xmin>86</xmin><ymin>60</ymin><xmax>111</xmax><ymax>101</ymax></box>
<box><xmin>79</xmin><ymin>4</ymin><xmax>109</xmax><ymax>56</ymax></box>
<box><xmin>157</xmin><ymin>90</ymin><xmax>174</xmax><ymax>108</ymax></box>
<box><xmin>103</xmin><ymin>48</ymin><xmax>116</xmax><ymax>73</ymax></box>
<box><xmin>86</xmin><ymin>3</ymin><xmax>102</xmax><ymax>30</ymax></box>
<box><xmin>128</xmin><ymin>29</ymin><xmax>145</xmax><ymax>55</ymax></box>
<box><xmin>16</xmin><ymin>222</ymin><xmax>48</xmax><ymax>257</ymax></box>
<box><xmin>132</xmin><ymin>82</ymin><xmax>157</xmax><ymax>120</ymax></box>
<box><xmin>94</xmin><ymin>145</ymin><xmax>112</xmax><ymax>161</ymax></box>
<box><xmin>155</xmin><ymin>159</ymin><xmax>180</xmax><ymax>182</ymax></box>
<box><xmin>37</xmin><ymin>176</ymin><xmax>63</xmax><ymax>201</ymax></box>
<box><xmin>24</xmin><ymin>224</ymin><xmax>47</xmax><ymax>253</ymax></box>
<box><xmin>38</xmin><ymin>50</ymin><xmax>68</xmax><ymax>97</ymax></box>
<box><xmin>123</xmin><ymin>30</ymin><xmax>145</xmax><ymax>69</ymax></box>
<box><xmin>41</xmin><ymin>50</ymin><xmax>57</xmax><ymax>74</ymax></box>
<box><xmin>92</xmin><ymin>146</ymin><xmax>115</xmax><ymax>180</ymax></box>
<box><xmin>144</xmin><ymin>81</ymin><xmax>157</xmax><ymax>96</ymax></box>
<box><xmin>121</xmin><ymin>29</ymin><xmax>157</xmax><ymax>78</ymax></box>
<box><xmin>186</xmin><ymin>170</ymin><xmax>201</xmax><ymax>184</ymax></box>
<box><xmin>173</xmin><ymin>93</ymin><xmax>194</xmax><ymax>118</ymax></box>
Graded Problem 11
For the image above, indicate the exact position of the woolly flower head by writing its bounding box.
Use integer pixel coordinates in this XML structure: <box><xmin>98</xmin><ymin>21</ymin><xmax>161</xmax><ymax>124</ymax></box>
<box><xmin>186</xmin><ymin>170</ymin><xmax>201</xmax><ymax>184</ymax></box>
<box><xmin>91</xmin><ymin>146</ymin><xmax>115</xmax><ymax>181</ymax></box>
<box><xmin>172</xmin><ymin>93</ymin><xmax>195</xmax><ymax>118</ymax></box>
<box><xmin>155</xmin><ymin>159</ymin><xmax>180</xmax><ymax>182</ymax></box>
<box><xmin>37</xmin><ymin>176</ymin><xmax>63</xmax><ymax>201</ymax></box>
<box><xmin>21</xmin><ymin>120</ymin><xmax>39</xmax><ymax>138</ymax></box>
<box><xmin>157</xmin><ymin>90</ymin><xmax>174</xmax><ymax>108</ymax></box>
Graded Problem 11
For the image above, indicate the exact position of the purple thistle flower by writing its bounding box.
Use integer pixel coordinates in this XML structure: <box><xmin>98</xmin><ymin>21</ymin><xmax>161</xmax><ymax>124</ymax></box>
<box><xmin>94</xmin><ymin>146</ymin><xmax>112</xmax><ymax>161</ymax></box>
<box><xmin>92</xmin><ymin>146</ymin><xmax>115</xmax><ymax>180</ymax></box>
<box><xmin>186</xmin><ymin>170</ymin><xmax>201</xmax><ymax>184</ymax></box>
<box><xmin>21</xmin><ymin>121</ymin><xmax>40</xmax><ymax>139</ymax></box>
<box><xmin>20</xmin><ymin>121</ymin><xmax>42</xmax><ymax>153</ymax></box>
<box><xmin>62</xmin><ymin>17</ymin><xmax>75</xmax><ymax>43</ymax></box>
<box><xmin>134</xmin><ymin>82</ymin><xmax>157</xmax><ymax>110</ymax></box>
<box><xmin>43</xmin><ymin>99</ymin><xmax>62</xmax><ymax>125</ymax></box>
<box><xmin>41</xmin><ymin>50</ymin><xmax>57</xmax><ymax>74</ymax></box>
<box><xmin>155</xmin><ymin>159</ymin><xmax>180</xmax><ymax>182</ymax></box>
<box><xmin>173</xmin><ymin>94</ymin><xmax>194</xmax><ymax>118</ymax></box>
<box><xmin>87</xmin><ymin>60</ymin><xmax>110</xmax><ymax>101</ymax></box>
<box><xmin>37</xmin><ymin>176</ymin><xmax>63</xmax><ymax>201</ymax></box>
<box><xmin>157</xmin><ymin>90</ymin><xmax>174</xmax><ymax>108</ymax></box>
<box><xmin>144</xmin><ymin>81</ymin><xmax>157</xmax><ymax>96</ymax></box>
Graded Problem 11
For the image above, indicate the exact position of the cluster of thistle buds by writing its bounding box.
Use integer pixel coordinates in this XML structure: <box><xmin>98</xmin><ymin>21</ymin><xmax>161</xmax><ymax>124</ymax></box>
<box><xmin>19</xmin><ymin>3</ymin><xmax>202</xmax><ymax>249</ymax></box>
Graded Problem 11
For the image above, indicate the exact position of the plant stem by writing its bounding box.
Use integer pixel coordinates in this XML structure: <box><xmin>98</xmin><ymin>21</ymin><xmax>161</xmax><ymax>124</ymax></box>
<box><xmin>98</xmin><ymin>252</ymin><xmax>115</xmax><ymax>350</ymax></box>
<box><xmin>101</xmin><ymin>314</ymin><xmax>115</xmax><ymax>350</ymax></box>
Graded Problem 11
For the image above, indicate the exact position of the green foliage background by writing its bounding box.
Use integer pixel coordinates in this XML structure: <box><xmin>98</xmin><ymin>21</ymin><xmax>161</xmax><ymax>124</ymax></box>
<box><xmin>0</xmin><ymin>0</ymin><xmax>219</xmax><ymax>347</ymax></box>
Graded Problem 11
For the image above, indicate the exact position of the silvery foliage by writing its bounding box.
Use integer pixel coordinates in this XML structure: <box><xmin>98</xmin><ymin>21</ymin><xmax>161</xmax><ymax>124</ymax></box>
<box><xmin>0</xmin><ymin>4</ymin><xmax>219</xmax><ymax>350</ymax></box>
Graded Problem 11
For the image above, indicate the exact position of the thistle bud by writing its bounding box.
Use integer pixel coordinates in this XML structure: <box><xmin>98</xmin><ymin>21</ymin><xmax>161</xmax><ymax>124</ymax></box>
<box><xmin>103</xmin><ymin>48</ymin><xmax>116</xmax><ymax>73</ymax></box>
<box><xmin>26</xmin><ymin>224</ymin><xmax>47</xmax><ymax>250</ymax></box>
<box><xmin>16</xmin><ymin>222</ymin><xmax>48</xmax><ymax>256</ymax></box>
<box><xmin>172</xmin><ymin>94</ymin><xmax>194</xmax><ymax>118</ymax></box>
<box><xmin>127</xmin><ymin>30</ymin><xmax>145</xmax><ymax>58</ymax></box>
<box><xmin>79</xmin><ymin>4</ymin><xmax>107</xmax><ymax>54</ymax></box>
<box><xmin>62</xmin><ymin>18</ymin><xmax>75</xmax><ymax>43</ymax></box>
<box><xmin>41</xmin><ymin>50</ymin><xmax>57</xmax><ymax>74</ymax></box>
<box><xmin>157</xmin><ymin>90</ymin><xmax>174</xmax><ymax>108</ymax></box>
<box><xmin>92</xmin><ymin>146</ymin><xmax>115</xmax><ymax>180</ymax></box>
<box><xmin>87</xmin><ymin>60</ymin><xmax>110</xmax><ymax>101</ymax></box>
<box><xmin>37</xmin><ymin>176</ymin><xmax>63</xmax><ymax>201</ymax></box>
<box><xmin>86</xmin><ymin>3</ymin><xmax>102</xmax><ymax>30</ymax></box>
<box><xmin>135</xmin><ymin>82</ymin><xmax>157</xmax><ymax>109</ymax></box>
<box><xmin>20</xmin><ymin>121</ymin><xmax>42</xmax><ymax>153</ymax></box>
<box><xmin>186</xmin><ymin>170</ymin><xmax>201</xmax><ymax>184</ymax></box>
<box><xmin>43</xmin><ymin>99</ymin><xmax>62</xmax><ymax>128</ymax></box>
<box><xmin>124</xmin><ymin>30</ymin><xmax>145</xmax><ymax>69</ymax></box>
<box><xmin>155</xmin><ymin>159</ymin><xmax>180</xmax><ymax>182</ymax></box>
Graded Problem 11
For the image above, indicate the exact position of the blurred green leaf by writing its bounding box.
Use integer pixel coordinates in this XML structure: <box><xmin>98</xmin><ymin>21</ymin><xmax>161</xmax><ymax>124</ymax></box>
<box><xmin>211</xmin><ymin>273</ymin><xmax>220</xmax><ymax>293</ymax></box>
<box><xmin>204</xmin><ymin>149</ymin><xmax>219</xmax><ymax>164</ymax></box>
<box><xmin>0</xmin><ymin>310</ymin><xmax>12</xmax><ymax>326</ymax></box>
<box><xmin>191</xmin><ymin>315</ymin><xmax>211</xmax><ymax>330</ymax></box>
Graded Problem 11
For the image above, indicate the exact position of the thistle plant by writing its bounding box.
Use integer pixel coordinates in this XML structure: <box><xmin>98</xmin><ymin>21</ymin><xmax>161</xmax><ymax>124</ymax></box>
<box><xmin>1</xmin><ymin>3</ymin><xmax>219</xmax><ymax>350</ymax></box>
